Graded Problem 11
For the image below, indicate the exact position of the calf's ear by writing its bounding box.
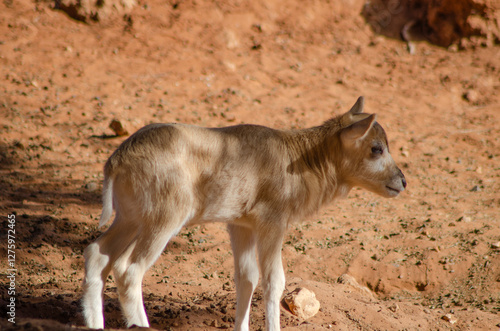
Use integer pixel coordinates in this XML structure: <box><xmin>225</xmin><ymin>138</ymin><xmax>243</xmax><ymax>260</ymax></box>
<box><xmin>340</xmin><ymin>114</ymin><xmax>377</xmax><ymax>143</ymax></box>
<box><xmin>347</xmin><ymin>96</ymin><xmax>365</xmax><ymax>115</ymax></box>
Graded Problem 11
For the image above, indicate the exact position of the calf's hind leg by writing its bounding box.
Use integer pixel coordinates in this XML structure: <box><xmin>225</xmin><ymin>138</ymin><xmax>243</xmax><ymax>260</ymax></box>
<box><xmin>82</xmin><ymin>216</ymin><xmax>138</xmax><ymax>329</ymax></box>
<box><xmin>112</xmin><ymin>217</ymin><xmax>186</xmax><ymax>327</ymax></box>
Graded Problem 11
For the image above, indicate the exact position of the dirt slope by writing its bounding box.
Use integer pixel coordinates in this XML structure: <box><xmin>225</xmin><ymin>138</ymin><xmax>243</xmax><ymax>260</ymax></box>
<box><xmin>1</xmin><ymin>0</ymin><xmax>499</xmax><ymax>330</ymax></box>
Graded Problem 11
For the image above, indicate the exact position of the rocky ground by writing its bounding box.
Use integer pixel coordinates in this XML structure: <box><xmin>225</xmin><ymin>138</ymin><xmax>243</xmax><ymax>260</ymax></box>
<box><xmin>1</xmin><ymin>0</ymin><xmax>499</xmax><ymax>330</ymax></box>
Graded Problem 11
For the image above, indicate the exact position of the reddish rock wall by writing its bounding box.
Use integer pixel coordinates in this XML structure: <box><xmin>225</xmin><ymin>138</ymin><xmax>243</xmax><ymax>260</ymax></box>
<box><xmin>362</xmin><ymin>0</ymin><xmax>500</xmax><ymax>47</ymax></box>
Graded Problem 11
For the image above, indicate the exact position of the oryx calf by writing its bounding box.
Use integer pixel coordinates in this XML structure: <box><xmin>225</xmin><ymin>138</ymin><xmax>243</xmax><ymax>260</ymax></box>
<box><xmin>82</xmin><ymin>96</ymin><xmax>406</xmax><ymax>330</ymax></box>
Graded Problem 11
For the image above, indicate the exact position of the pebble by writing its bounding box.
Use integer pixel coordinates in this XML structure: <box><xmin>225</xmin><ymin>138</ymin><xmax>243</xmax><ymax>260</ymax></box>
<box><xmin>470</xmin><ymin>185</ymin><xmax>480</xmax><ymax>192</ymax></box>
<box><xmin>491</xmin><ymin>242</ymin><xmax>500</xmax><ymax>249</ymax></box>
<box><xmin>441</xmin><ymin>313</ymin><xmax>457</xmax><ymax>324</ymax></box>
<box><xmin>109</xmin><ymin>119</ymin><xmax>129</xmax><ymax>136</ymax></box>
<box><xmin>400</xmin><ymin>146</ymin><xmax>410</xmax><ymax>157</ymax></box>
<box><xmin>463</xmin><ymin>90</ymin><xmax>479</xmax><ymax>104</ymax></box>
<box><xmin>388</xmin><ymin>303</ymin><xmax>399</xmax><ymax>312</ymax></box>
<box><xmin>85</xmin><ymin>182</ymin><xmax>98</xmax><ymax>192</ymax></box>
<box><xmin>224</xmin><ymin>29</ymin><xmax>239</xmax><ymax>49</ymax></box>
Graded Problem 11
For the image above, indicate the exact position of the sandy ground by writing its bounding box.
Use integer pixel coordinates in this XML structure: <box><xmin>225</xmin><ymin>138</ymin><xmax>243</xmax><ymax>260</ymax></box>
<box><xmin>1</xmin><ymin>0</ymin><xmax>499</xmax><ymax>330</ymax></box>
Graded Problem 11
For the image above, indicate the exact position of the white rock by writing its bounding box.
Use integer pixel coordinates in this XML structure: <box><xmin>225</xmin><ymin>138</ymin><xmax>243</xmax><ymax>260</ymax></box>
<box><xmin>284</xmin><ymin>287</ymin><xmax>320</xmax><ymax>320</ymax></box>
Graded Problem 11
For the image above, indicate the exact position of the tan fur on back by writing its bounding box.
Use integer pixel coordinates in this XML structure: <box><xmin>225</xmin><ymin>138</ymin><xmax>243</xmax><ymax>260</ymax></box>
<box><xmin>104</xmin><ymin>117</ymin><xmax>353</xmax><ymax>229</ymax></box>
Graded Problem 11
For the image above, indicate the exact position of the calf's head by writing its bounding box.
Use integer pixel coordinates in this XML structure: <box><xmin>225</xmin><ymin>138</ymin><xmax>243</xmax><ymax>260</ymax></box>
<box><xmin>338</xmin><ymin>97</ymin><xmax>407</xmax><ymax>198</ymax></box>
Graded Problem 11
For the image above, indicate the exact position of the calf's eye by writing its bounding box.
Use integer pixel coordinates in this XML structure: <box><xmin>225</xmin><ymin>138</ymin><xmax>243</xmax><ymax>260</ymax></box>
<box><xmin>371</xmin><ymin>146</ymin><xmax>383</xmax><ymax>155</ymax></box>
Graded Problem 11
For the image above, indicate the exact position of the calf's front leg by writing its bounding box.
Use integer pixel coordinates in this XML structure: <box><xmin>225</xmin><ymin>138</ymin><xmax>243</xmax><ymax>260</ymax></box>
<box><xmin>256</xmin><ymin>225</ymin><xmax>286</xmax><ymax>331</ymax></box>
<box><xmin>229</xmin><ymin>224</ymin><xmax>259</xmax><ymax>331</ymax></box>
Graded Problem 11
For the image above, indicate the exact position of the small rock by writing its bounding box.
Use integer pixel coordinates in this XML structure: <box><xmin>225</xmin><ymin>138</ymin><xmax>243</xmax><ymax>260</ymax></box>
<box><xmin>85</xmin><ymin>182</ymin><xmax>98</xmax><ymax>192</ymax></box>
<box><xmin>283</xmin><ymin>287</ymin><xmax>320</xmax><ymax>320</ymax></box>
<box><xmin>491</xmin><ymin>242</ymin><xmax>500</xmax><ymax>249</ymax></box>
<box><xmin>224</xmin><ymin>29</ymin><xmax>239</xmax><ymax>49</ymax></box>
<box><xmin>463</xmin><ymin>90</ymin><xmax>479</xmax><ymax>104</ymax></box>
<box><xmin>441</xmin><ymin>313</ymin><xmax>457</xmax><ymax>324</ymax></box>
<box><xmin>109</xmin><ymin>119</ymin><xmax>129</xmax><ymax>136</ymax></box>
<box><xmin>388</xmin><ymin>303</ymin><xmax>399</xmax><ymax>312</ymax></box>
<box><xmin>470</xmin><ymin>185</ymin><xmax>480</xmax><ymax>192</ymax></box>
<box><xmin>223</xmin><ymin>61</ymin><xmax>236</xmax><ymax>72</ymax></box>
<box><xmin>400</xmin><ymin>146</ymin><xmax>409</xmax><ymax>157</ymax></box>
<box><xmin>337</xmin><ymin>274</ymin><xmax>375</xmax><ymax>299</ymax></box>
<box><xmin>13</xmin><ymin>140</ymin><xmax>25</xmax><ymax>150</ymax></box>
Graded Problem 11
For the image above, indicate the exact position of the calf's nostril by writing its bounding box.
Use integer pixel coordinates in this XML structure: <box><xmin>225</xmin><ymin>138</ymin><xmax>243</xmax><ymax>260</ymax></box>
<box><xmin>397</xmin><ymin>168</ymin><xmax>407</xmax><ymax>189</ymax></box>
